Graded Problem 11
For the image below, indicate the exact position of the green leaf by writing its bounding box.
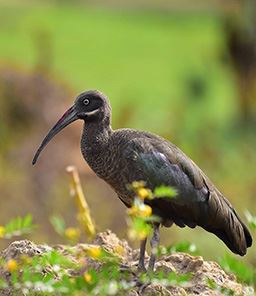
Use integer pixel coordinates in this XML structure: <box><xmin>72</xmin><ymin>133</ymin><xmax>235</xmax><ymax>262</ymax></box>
<box><xmin>154</xmin><ymin>186</ymin><xmax>177</xmax><ymax>199</ymax></box>
<box><xmin>3</xmin><ymin>215</ymin><xmax>35</xmax><ymax>239</ymax></box>
<box><xmin>206</xmin><ymin>278</ymin><xmax>217</xmax><ymax>289</ymax></box>
<box><xmin>127</xmin><ymin>216</ymin><xmax>152</xmax><ymax>241</ymax></box>
<box><xmin>22</xmin><ymin>214</ymin><xmax>33</xmax><ymax>228</ymax></box>
<box><xmin>207</xmin><ymin>278</ymin><xmax>235</xmax><ymax>295</ymax></box>
<box><xmin>0</xmin><ymin>279</ymin><xmax>8</xmax><ymax>289</ymax></box>
<box><xmin>41</xmin><ymin>250</ymin><xmax>76</xmax><ymax>268</ymax></box>
<box><xmin>159</xmin><ymin>241</ymin><xmax>199</xmax><ymax>255</ymax></box>
<box><xmin>244</xmin><ymin>210</ymin><xmax>256</xmax><ymax>230</ymax></box>
<box><xmin>218</xmin><ymin>254</ymin><xmax>256</xmax><ymax>285</ymax></box>
<box><xmin>50</xmin><ymin>215</ymin><xmax>66</xmax><ymax>236</ymax></box>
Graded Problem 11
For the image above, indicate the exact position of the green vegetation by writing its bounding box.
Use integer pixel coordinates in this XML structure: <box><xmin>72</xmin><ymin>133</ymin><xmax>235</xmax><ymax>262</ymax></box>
<box><xmin>0</xmin><ymin>245</ymin><xmax>192</xmax><ymax>295</ymax></box>
<box><xmin>158</xmin><ymin>241</ymin><xmax>198</xmax><ymax>256</ymax></box>
<box><xmin>0</xmin><ymin>182</ymin><xmax>254</xmax><ymax>294</ymax></box>
<box><xmin>0</xmin><ymin>1</ymin><xmax>255</xmax><ymax>291</ymax></box>
<box><xmin>0</xmin><ymin>211</ymin><xmax>254</xmax><ymax>295</ymax></box>
<box><xmin>0</xmin><ymin>215</ymin><xmax>34</xmax><ymax>239</ymax></box>
<box><xmin>0</xmin><ymin>2</ymin><xmax>235</xmax><ymax>135</ymax></box>
<box><xmin>219</xmin><ymin>254</ymin><xmax>255</xmax><ymax>286</ymax></box>
<box><xmin>245</xmin><ymin>211</ymin><xmax>256</xmax><ymax>231</ymax></box>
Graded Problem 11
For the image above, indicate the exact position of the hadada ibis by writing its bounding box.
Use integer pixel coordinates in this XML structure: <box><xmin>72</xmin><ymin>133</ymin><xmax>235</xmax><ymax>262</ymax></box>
<box><xmin>32</xmin><ymin>90</ymin><xmax>252</xmax><ymax>271</ymax></box>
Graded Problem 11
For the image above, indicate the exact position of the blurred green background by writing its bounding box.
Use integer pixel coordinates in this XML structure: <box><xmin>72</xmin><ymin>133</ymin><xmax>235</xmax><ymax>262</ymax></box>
<box><xmin>0</xmin><ymin>0</ymin><xmax>255</xmax><ymax>268</ymax></box>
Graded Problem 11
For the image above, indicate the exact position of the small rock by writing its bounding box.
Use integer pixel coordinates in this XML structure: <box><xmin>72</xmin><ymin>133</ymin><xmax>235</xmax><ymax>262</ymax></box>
<box><xmin>1</xmin><ymin>240</ymin><xmax>52</xmax><ymax>261</ymax></box>
<box><xmin>93</xmin><ymin>230</ymin><xmax>133</xmax><ymax>261</ymax></box>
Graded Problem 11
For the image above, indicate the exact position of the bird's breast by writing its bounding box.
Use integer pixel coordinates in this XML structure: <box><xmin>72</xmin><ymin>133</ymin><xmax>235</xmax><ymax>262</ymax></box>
<box><xmin>82</xmin><ymin>146</ymin><xmax>140</xmax><ymax>206</ymax></box>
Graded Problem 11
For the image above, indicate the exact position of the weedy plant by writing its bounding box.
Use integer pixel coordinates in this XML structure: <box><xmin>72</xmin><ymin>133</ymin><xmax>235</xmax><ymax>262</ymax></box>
<box><xmin>216</xmin><ymin>210</ymin><xmax>256</xmax><ymax>288</ymax></box>
<box><xmin>245</xmin><ymin>210</ymin><xmax>256</xmax><ymax>231</ymax></box>
<box><xmin>0</xmin><ymin>214</ymin><xmax>34</xmax><ymax>239</ymax></box>
<box><xmin>206</xmin><ymin>278</ymin><xmax>236</xmax><ymax>296</ymax></box>
<box><xmin>126</xmin><ymin>181</ymin><xmax>177</xmax><ymax>241</ymax></box>
<box><xmin>50</xmin><ymin>214</ymin><xmax>81</xmax><ymax>243</ymax></box>
<box><xmin>0</xmin><ymin>169</ymin><xmax>255</xmax><ymax>295</ymax></box>
<box><xmin>216</xmin><ymin>209</ymin><xmax>256</xmax><ymax>287</ymax></box>
<box><xmin>218</xmin><ymin>254</ymin><xmax>255</xmax><ymax>286</ymax></box>
<box><xmin>50</xmin><ymin>165</ymin><xmax>96</xmax><ymax>244</ymax></box>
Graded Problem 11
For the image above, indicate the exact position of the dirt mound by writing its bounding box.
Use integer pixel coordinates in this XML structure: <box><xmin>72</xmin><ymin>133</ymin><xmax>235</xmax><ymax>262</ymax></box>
<box><xmin>0</xmin><ymin>230</ymin><xmax>253</xmax><ymax>295</ymax></box>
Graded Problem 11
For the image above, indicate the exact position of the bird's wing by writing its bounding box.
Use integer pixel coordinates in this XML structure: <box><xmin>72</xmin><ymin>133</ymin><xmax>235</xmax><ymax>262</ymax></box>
<box><xmin>126</xmin><ymin>134</ymin><xmax>208</xmax><ymax>194</ymax></box>
<box><xmin>135</xmin><ymin>151</ymin><xmax>207</xmax><ymax>201</ymax></box>
<box><xmin>124</xmin><ymin>135</ymin><xmax>252</xmax><ymax>255</ymax></box>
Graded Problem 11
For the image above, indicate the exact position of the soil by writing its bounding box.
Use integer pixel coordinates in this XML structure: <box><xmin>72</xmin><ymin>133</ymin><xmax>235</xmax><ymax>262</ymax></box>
<box><xmin>0</xmin><ymin>230</ymin><xmax>253</xmax><ymax>296</ymax></box>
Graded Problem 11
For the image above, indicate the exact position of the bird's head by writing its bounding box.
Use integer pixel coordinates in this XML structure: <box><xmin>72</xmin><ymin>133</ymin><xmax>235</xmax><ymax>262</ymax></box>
<box><xmin>32</xmin><ymin>90</ymin><xmax>111</xmax><ymax>165</ymax></box>
<box><xmin>75</xmin><ymin>90</ymin><xmax>111</xmax><ymax>122</ymax></box>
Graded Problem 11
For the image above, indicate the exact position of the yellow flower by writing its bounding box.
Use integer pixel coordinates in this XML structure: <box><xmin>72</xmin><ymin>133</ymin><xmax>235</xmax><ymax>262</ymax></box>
<box><xmin>128</xmin><ymin>228</ymin><xmax>148</xmax><ymax>241</ymax></box>
<box><xmin>137</xmin><ymin>229</ymin><xmax>149</xmax><ymax>240</ymax></box>
<box><xmin>87</xmin><ymin>246</ymin><xmax>102</xmax><ymax>259</ymax></box>
<box><xmin>83</xmin><ymin>272</ymin><xmax>92</xmax><ymax>283</ymax></box>
<box><xmin>20</xmin><ymin>255</ymin><xmax>32</xmax><ymax>264</ymax></box>
<box><xmin>114</xmin><ymin>245</ymin><xmax>125</xmax><ymax>256</ymax></box>
<box><xmin>131</xmin><ymin>181</ymin><xmax>146</xmax><ymax>189</ymax></box>
<box><xmin>127</xmin><ymin>228</ymin><xmax>136</xmax><ymax>241</ymax></box>
<box><xmin>0</xmin><ymin>226</ymin><xmax>5</xmax><ymax>238</ymax></box>
<box><xmin>137</xmin><ymin>188</ymin><xmax>150</xmax><ymax>199</ymax></box>
<box><xmin>5</xmin><ymin>259</ymin><xmax>18</xmax><ymax>272</ymax></box>
<box><xmin>127</xmin><ymin>206</ymin><xmax>137</xmax><ymax>216</ymax></box>
<box><xmin>64</xmin><ymin>227</ymin><xmax>80</xmax><ymax>241</ymax></box>
<box><xmin>140</xmin><ymin>204</ymin><xmax>152</xmax><ymax>217</ymax></box>
<box><xmin>127</xmin><ymin>204</ymin><xmax>152</xmax><ymax>218</ymax></box>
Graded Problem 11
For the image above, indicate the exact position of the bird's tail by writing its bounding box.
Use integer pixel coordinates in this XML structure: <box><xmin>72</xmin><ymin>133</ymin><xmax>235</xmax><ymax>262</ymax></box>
<box><xmin>204</xmin><ymin>192</ymin><xmax>252</xmax><ymax>256</ymax></box>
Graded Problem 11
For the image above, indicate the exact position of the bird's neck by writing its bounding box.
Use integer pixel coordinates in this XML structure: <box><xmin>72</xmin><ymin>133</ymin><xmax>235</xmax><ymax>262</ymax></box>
<box><xmin>81</xmin><ymin>121</ymin><xmax>113</xmax><ymax>158</ymax></box>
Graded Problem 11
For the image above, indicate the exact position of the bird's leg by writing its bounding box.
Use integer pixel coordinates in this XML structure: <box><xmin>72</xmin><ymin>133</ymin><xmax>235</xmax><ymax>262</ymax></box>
<box><xmin>148</xmin><ymin>223</ymin><xmax>160</xmax><ymax>271</ymax></box>
<box><xmin>137</xmin><ymin>238</ymin><xmax>147</xmax><ymax>272</ymax></box>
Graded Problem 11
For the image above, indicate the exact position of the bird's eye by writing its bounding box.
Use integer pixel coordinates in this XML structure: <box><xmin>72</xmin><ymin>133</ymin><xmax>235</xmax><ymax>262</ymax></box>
<box><xmin>83</xmin><ymin>98</ymin><xmax>90</xmax><ymax>106</ymax></box>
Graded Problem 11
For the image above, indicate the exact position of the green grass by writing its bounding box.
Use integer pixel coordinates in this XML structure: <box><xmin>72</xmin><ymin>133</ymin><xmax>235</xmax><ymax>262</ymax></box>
<box><xmin>0</xmin><ymin>3</ymin><xmax>236</xmax><ymax>135</ymax></box>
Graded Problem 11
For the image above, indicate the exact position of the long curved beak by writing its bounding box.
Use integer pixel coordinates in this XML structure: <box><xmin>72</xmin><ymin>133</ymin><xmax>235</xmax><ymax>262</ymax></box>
<box><xmin>32</xmin><ymin>105</ymin><xmax>78</xmax><ymax>165</ymax></box>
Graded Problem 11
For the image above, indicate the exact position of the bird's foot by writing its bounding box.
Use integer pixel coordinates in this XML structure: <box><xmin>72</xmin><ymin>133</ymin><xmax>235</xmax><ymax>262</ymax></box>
<box><xmin>137</xmin><ymin>263</ymin><xmax>147</xmax><ymax>273</ymax></box>
<box><xmin>135</xmin><ymin>276</ymin><xmax>151</xmax><ymax>295</ymax></box>
<box><xmin>147</xmin><ymin>259</ymin><xmax>155</xmax><ymax>272</ymax></box>
<box><xmin>138</xmin><ymin>282</ymin><xmax>150</xmax><ymax>295</ymax></box>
